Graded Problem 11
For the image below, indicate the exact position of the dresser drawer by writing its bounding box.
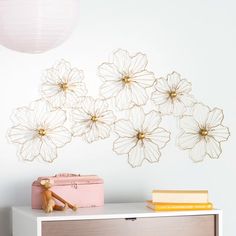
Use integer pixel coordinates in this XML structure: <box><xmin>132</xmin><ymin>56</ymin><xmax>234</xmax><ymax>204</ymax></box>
<box><xmin>42</xmin><ymin>215</ymin><xmax>215</xmax><ymax>236</ymax></box>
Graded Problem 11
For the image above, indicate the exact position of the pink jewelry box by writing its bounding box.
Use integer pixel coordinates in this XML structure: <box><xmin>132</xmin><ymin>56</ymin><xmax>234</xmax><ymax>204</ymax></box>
<box><xmin>31</xmin><ymin>173</ymin><xmax>104</xmax><ymax>209</ymax></box>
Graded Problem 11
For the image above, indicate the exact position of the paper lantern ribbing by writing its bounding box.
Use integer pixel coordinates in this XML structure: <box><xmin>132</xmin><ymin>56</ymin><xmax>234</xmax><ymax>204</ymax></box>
<box><xmin>0</xmin><ymin>0</ymin><xmax>79</xmax><ymax>54</ymax></box>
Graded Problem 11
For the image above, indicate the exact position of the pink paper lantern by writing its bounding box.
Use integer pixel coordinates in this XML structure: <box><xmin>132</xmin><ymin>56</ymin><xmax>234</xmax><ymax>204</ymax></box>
<box><xmin>0</xmin><ymin>0</ymin><xmax>79</xmax><ymax>53</ymax></box>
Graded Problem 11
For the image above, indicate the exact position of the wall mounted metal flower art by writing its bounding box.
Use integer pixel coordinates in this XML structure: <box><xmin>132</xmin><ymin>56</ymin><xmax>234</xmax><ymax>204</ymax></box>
<box><xmin>71</xmin><ymin>97</ymin><xmax>116</xmax><ymax>143</ymax></box>
<box><xmin>178</xmin><ymin>103</ymin><xmax>230</xmax><ymax>162</ymax></box>
<box><xmin>98</xmin><ymin>49</ymin><xmax>156</xmax><ymax>110</ymax></box>
<box><xmin>7</xmin><ymin>49</ymin><xmax>230</xmax><ymax>167</ymax></box>
<box><xmin>8</xmin><ymin>99</ymin><xmax>72</xmax><ymax>162</ymax></box>
<box><xmin>41</xmin><ymin>59</ymin><xmax>87</xmax><ymax>109</ymax></box>
<box><xmin>151</xmin><ymin>71</ymin><xmax>195</xmax><ymax>116</ymax></box>
<box><xmin>113</xmin><ymin>106</ymin><xmax>170</xmax><ymax>167</ymax></box>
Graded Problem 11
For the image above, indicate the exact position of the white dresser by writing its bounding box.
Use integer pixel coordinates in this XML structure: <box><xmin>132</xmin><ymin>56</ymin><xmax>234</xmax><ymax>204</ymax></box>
<box><xmin>12</xmin><ymin>203</ymin><xmax>222</xmax><ymax>236</ymax></box>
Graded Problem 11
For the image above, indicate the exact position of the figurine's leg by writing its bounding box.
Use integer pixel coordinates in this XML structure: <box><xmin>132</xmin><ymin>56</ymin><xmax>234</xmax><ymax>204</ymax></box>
<box><xmin>54</xmin><ymin>204</ymin><xmax>68</xmax><ymax>211</ymax></box>
<box><xmin>51</xmin><ymin>191</ymin><xmax>77</xmax><ymax>211</ymax></box>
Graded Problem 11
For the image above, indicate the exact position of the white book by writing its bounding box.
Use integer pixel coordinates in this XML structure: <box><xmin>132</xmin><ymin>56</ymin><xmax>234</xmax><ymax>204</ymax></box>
<box><xmin>152</xmin><ymin>190</ymin><xmax>209</xmax><ymax>203</ymax></box>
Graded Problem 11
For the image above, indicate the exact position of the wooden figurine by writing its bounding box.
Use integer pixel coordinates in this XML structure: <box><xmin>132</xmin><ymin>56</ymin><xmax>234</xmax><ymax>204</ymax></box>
<box><xmin>40</xmin><ymin>179</ymin><xmax>77</xmax><ymax>213</ymax></box>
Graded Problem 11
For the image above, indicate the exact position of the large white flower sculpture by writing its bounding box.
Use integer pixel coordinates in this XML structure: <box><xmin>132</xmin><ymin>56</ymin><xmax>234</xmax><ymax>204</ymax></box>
<box><xmin>151</xmin><ymin>71</ymin><xmax>195</xmax><ymax>116</ymax></box>
<box><xmin>113</xmin><ymin>107</ymin><xmax>170</xmax><ymax>167</ymax></box>
<box><xmin>7</xmin><ymin>52</ymin><xmax>231</xmax><ymax>165</ymax></box>
<box><xmin>8</xmin><ymin>100</ymin><xmax>72</xmax><ymax>162</ymax></box>
<box><xmin>41</xmin><ymin>59</ymin><xmax>87</xmax><ymax>108</ymax></box>
<box><xmin>178</xmin><ymin>103</ymin><xmax>230</xmax><ymax>162</ymax></box>
<box><xmin>71</xmin><ymin>97</ymin><xmax>116</xmax><ymax>143</ymax></box>
<box><xmin>98</xmin><ymin>49</ymin><xmax>156</xmax><ymax>110</ymax></box>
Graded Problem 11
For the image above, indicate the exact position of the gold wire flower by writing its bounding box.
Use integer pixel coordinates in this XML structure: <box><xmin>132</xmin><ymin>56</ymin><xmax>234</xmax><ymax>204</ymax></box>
<box><xmin>71</xmin><ymin>97</ymin><xmax>116</xmax><ymax>143</ymax></box>
<box><xmin>8</xmin><ymin>99</ymin><xmax>72</xmax><ymax>162</ymax></box>
<box><xmin>151</xmin><ymin>71</ymin><xmax>195</xmax><ymax>116</ymax></box>
<box><xmin>98</xmin><ymin>49</ymin><xmax>156</xmax><ymax>110</ymax></box>
<box><xmin>113</xmin><ymin>106</ymin><xmax>170</xmax><ymax>167</ymax></box>
<box><xmin>41</xmin><ymin>59</ymin><xmax>87</xmax><ymax>109</ymax></box>
<box><xmin>178</xmin><ymin>103</ymin><xmax>230</xmax><ymax>162</ymax></box>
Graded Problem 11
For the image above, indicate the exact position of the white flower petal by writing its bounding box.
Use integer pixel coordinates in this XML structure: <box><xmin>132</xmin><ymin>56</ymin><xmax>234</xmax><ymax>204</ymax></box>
<box><xmin>8</xmin><ymin>125</ymin><xmax>36</xmax><ymax>144</ymax></box>
<box><xmin>206</xmin><ymin>108</ymin><xmax>224</xmax><ymax>128</ymax></box>
<box><xmin>208</xmin><ymin>125</ymin><xmax>230</xmax><ymax>142</ymax></box>
<box><xmin>172</xmin><ymin>99</ymin><xmax>186</xmax><ymax>116</ymax></box>
<box><xmin>40</xmin><ymin>136</ymin><xmax>57</xmax><ymax>163</ymax></box>
<box><xmin>72</xmin><ymin>120</ymin><xmax>91</xmax><ymax>136</ymax></box>
<box><xmin>179</xmin><ymin>94</ymin><xmax>195</xmax><ymax>107</ymax></box>
<box><xmin>178</xmin><ymin>132</ymin><xmax>200</xmax><ymax>150</ymax></box>
<box><xmin>72</xmin><ymin>108</ymin><xmax>90</xmax><ymax>122</ymax></box>
<box><xmin>84</xmin><ymin>123</ymin><xmax>99</xmax><ymax>143</ymax></box>
<box><xmin>115</xmin><ymin>86</ymin><xmax>133</xmax><ymax>110</ymax></box>
<box><xmin>45</xmin><ymin>109</ymin><xmax>66</xmax><ymax>129</ymax></box>
<box><xmin>98</xmin><ymin>63</ymin><xmax>122</xmax><ymax>82</ymax></box>
<box><xmin>143</xmin><ymin>139</ymin><xmax>161</xmax><ymax>163</ymax></box>
<box><xmin>63</xmin><ymin>91</ymin><xmax>81</xmax><ymax>108</ymax></box>
<box><xmin>129</xmin><ymin>52</ymin><xmax>147</xmax><ymax>73</ymax></box>
<box><xmin>130</xmin><ymin>83</ymin><xmax>149</xmax><ymax>106</ymax></box>
<box><xmin>55</xmin><ymin>59</ymin><xmax>71</xmax><ymax>79</ymax></box>
<box><xmin>46</xmin><ymin>92</ymin><xmax>66</xmax><ymax>108</ymax></box>
<box><xmin>155</xmin><ymin>78</ymin><xmax>170</xmax><ymax>93</ymax></box>
<box><xmin>47</xmin><ymin>127</ymin><xmax>72</xmax><ymax>147</ymax></box>
<box><xmin>45</xmin><ymin>68</ymin><xmax>61</xmax><ymax>84</ymax></box>
<box><xmin>129</xmin><ymin>106</ymin><xmax>145</xmax><ymax>131</ymax></box>
<box><xmin>113</xmin><ymin>49</ymin><xmax>131</xmax><ymax>74</ymax></box>
<box><xmin>100</xmin><ymin>80</ymin><xmax>123</xmax><ymax>99</ymax></box>
<box><xmin>113</xmin><ymin>137</ymin><xmax>137</xmax><ymax>154</ymax></box>
<box><xmin>96</xmin><ymin>122</ymin><xmax>111</xmax><ymax>139</ymax></box>
<box><xmin>146</xmin><ymin>128</ymin><xmax>170</xmax><ymax>149</ymax></box>
<box><xmin>20</xmin><ymin>138</ymin><xmax>41</xmax><ymax>161</ymax></box>
<box><xmin>128</xmin><ymin>141</ymin><xmax>145</xmax><ymax>167</ymax></box>
<box><xmin>143</xmin><ymin>111</ymin><xmax>161</xmax><ymax>133</ymax></box>
<box><xmin>13</xmin><ymin>107</ymin><xmax>36</xmax><ymax>129</ymax></box>
<box><xmin>29</xmin><ymin>100</ymin><xmax>52</xmax><ymax>126</ymax></box>
<box><xmin>99</xmin><ymin>110</ymin><xmax>116</xmax><ymax>125</ymax></box>
<box><xmin>68</xmin><ymin>68</ymin><xmax>84</xmax><ymax>84</ymax></box>
<box><xmin>70</xmin><ymin>81</ymin><xmax>87</xmax><ymax>98</ymax></box>
<box><xmin>167</xmin><ymin>72</ymin><xmax>181</xmax><ymax>90</ymax></box>
<box><xmin>132</xmin><ymin>71</ymin><xmax>155</xmax><ymax>88</ymax></box>
<box><xmin>81</xmin><ymin>97</ymin><xmax>95</xmax><ymax>114</ymax></box>
<box><xmin>94</xmin><ymin>100</ymin><xmax>108</xmax><ymax>116</ymax></box>
<box><xmin>206</xmin><ymin>137</ymin><xmax>222</xmax><ymax>159</ymax></box>
<box><xmin>159</xmin><ymin>98</ymin><xmax>174</xmax><ymax>115</ymax></box>
<box><xmin>189</xmin><ymin>139</ymin><xmax>206</xmax><ymax>162</ymax></box>
<box><xmin>193</xmin><ymin>103</ymin><xmax>210</xmax><ymax>127</ymax></box>
<box><xmin>41</xmin><ymin>82</ymin><xmax>60</xmax><ymax>98</ymax></box>
<box><xmin>151</xmin><ymin>90</ymin><xmax>169</xmax><ymax>105</ymax></box>
<box><xmin>179</xmin><ymin>116</ymin><xmax>200</xmax><ymax>133</ymax></box>
<box><xmin>176</xmin><ymin>79</ymin><xmax>192</xmax><ymax>93</ymax></box>
<box><xmin>114</xmin><ymin>120</ymin><xmax>136</xmax><ymax>137</ymax></box>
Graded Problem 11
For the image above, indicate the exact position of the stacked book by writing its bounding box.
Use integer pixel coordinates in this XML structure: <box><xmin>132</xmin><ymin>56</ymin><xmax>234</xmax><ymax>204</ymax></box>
<box><xmin>147</xmin><ymin>190</ymin><xmax>213</xmax><ymax>211</ymax></box>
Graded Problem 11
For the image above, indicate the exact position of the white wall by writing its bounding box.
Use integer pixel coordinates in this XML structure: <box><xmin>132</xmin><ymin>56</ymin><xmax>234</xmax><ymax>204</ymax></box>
<box><xmin>0</xmin><ymin>0</ymin><xmax>236</xmax><ymax>235</ymax></box>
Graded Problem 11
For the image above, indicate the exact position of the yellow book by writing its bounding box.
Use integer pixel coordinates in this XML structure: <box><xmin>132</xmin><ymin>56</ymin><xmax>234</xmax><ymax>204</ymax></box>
<box><xmin>146</xmin><ymin>200</ymin><xmax>213</xmax><ymax>211</ymax></box>
<box><xmin>152</xmin><ymin>190</ymin><xmax>208</xmax><ymax>203</ymax></box>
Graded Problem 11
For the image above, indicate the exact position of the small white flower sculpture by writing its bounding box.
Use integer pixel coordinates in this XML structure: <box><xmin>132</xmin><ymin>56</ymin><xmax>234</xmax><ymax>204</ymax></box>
<box><xmin>41</xmin><ymin>59</ymin><xmax>87</xmax><ymax>108</ymax></box>
<box><xmin>98</xmin><ymin>49</ymin><xmax>156</xmax><ymax>110</ymax></box>
<box><xmin>152</xmin><ymin>71</ymin><xmax>195</xmax><ymax>116</ymax></box>
<box><xmin>8</xmin><ymin>100</ymin><xmax>72</xmax><ymax>162</ymax></box>
<box><xmin>178</xmin><ymin>103</ymin><xmax>230</xmax><ymax>162</ymax></box>
<box><xmin>71</xmin><ymin>97</ymin><xmax>116</xmax><ymax>143</ymax></box>
<box><xmin>113</xmin><ymin>107</ymin><xmax>170</xmax><ymax>167</ymax></box>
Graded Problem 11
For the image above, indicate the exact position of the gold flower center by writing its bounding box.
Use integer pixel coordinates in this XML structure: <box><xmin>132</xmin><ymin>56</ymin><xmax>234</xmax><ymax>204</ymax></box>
<box><xmin>59</xmin><ymin>82</ymin><xmax>69</xmax><ymax>91</ymax></box>
<box><xmin>137</xmin><ymin>132</ymin><xmax>145</xmax><ymax>140</ymax></box>
<box><xmin>199</xmin><ymin>129</ymin><xmax>208</xmax><ymax>137</ymax></box>
<box><xmin>169</xmin><ymin>91</ymin><xmax>177</xmax><ymax>99</ymax></box>
<box><xmin>38</xmin><ymin>128</ymin><xmax>47</xmax><ymax>136</ymax></box>
<box><xmin>91</xmin><ymin>116</ymin><xmax>98</xmax><ymax>122</ymax></box>
<box><xmin>122</xmin><ymin>76</ymin><xmax>132</xmax><ymax>84</ymax></box>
